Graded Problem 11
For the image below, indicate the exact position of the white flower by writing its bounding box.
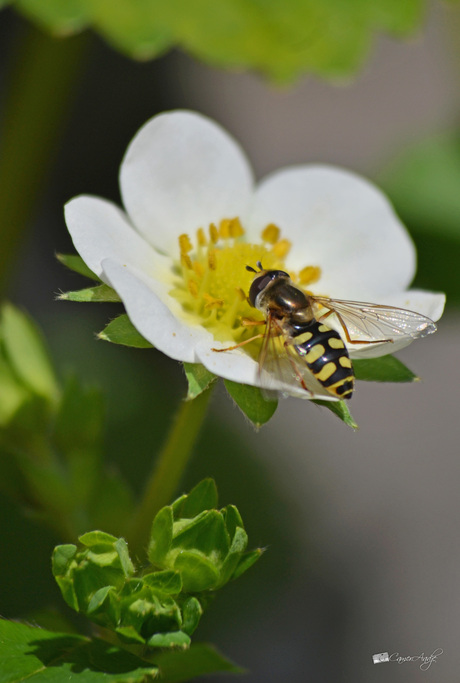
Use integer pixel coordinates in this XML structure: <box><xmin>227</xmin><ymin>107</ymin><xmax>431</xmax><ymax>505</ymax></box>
<box><xmin>64</xmin><ymin>110</ymin><xmax>445</xmax><ymax>400</ymax></box>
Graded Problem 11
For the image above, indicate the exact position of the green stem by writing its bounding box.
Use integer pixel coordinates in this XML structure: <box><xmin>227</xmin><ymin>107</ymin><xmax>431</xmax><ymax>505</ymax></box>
<box><xmin>0</xmin><ymin>20</ymin><xmax>88</xmax><ymax>291</ymax></box>
<box><xmin>128</xmin><ymin>386</ymin><xmax>214</xmax><ymax>556</ymax></box>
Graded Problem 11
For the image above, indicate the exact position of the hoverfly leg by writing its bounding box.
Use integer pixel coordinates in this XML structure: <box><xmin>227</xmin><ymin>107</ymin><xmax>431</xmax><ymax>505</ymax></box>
<box><xmin>282</xmin><ymin>339</ymin><xmax>313</xmax><ymax>396</ymax></box>
<box><xmin>240</xmin><ymin>317</ymin><xmax>267</xmax><ymax>328</ymax></box>
<box><xmin>211</xmin><ymin>332</ymin><xmax>266</xmax><ymax>353</ymax></box>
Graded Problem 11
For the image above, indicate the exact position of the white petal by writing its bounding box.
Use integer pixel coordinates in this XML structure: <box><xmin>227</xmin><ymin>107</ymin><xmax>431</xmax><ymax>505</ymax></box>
<box><xmin>102</xmin><ymin>259</ymin><xmax>213</xmax><ymax>362</ymax></box>
<box><xmin>120</xmin><ymin>110</ymin><xmax>254</xmax><ymax>256</ymax></box>
<box><xmin>197</xmin><ymin>341</ymin><xmax>339</xmax><ymax>400</ymax></box>
<box><xmin>65</xmin><ymin>195</ymin><xmax>168</xmax><ymax>282</ymax></box>
<box><xmin>249</xmin><ymin>165</ymin><xmax>415</xmax><ymax>299</ymax></box>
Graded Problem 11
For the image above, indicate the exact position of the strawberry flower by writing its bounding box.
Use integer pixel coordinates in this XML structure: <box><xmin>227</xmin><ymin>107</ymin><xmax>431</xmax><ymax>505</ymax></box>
<box><xmin>64</xmin><ymin>111</ymin><xmax>444</xmax><ymax>400</ymax></box>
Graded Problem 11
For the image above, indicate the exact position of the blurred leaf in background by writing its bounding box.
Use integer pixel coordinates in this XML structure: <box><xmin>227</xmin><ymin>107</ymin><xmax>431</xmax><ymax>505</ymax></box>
<box><xmin>7</xmin><ymin>0</ymin><xmax>453</xmax><ymax>82</ymax></box>
<box><xmin>380</xmin><ymin>133</ymin><xmax>460</xmax><ymax>305</ymax></box>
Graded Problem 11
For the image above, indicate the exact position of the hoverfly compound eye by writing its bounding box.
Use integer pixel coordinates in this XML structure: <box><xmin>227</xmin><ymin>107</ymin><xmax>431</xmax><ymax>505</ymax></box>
<box><xmin>247</xmin><ymin>269</ymin><xmax>290</xmax><ymax>308</ymax></box>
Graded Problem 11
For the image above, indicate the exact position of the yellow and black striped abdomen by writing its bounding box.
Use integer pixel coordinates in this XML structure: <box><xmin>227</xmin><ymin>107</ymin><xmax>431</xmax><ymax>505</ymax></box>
<box><xmin>291</xmin><ymin>320</ymin><xmax>354</xmax><ymax>399</ymax></box>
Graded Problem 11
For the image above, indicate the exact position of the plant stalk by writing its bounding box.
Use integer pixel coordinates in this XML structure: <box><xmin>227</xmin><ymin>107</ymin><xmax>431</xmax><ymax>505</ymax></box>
<box><xmin>128</xmin><ymin>386</ymin><xmax>214</xmax><ymax>556</ymax></box>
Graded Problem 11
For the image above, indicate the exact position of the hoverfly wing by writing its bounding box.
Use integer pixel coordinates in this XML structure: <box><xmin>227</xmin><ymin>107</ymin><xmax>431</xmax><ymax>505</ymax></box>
<box><xmin>310</xmin><ymin>297</ymin><xmax>437</xmax><ymax>343</ymax></box>
<box><xmin>256</xmin><ymin>313</ymin><xmax>339</xmax><ymax>400</ymax></box>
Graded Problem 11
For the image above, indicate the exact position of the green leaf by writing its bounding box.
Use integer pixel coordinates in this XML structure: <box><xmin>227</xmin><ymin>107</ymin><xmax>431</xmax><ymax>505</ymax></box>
<box><xmin>232</xmin><ymin>547</ymin><xmax>265</xmax><ymax>580</ymax></box>
<box><xmin>11</xmin><ymin>0</ymin><xmax>430</xmax><ymax>82</ymax></box>
<box><xmin>0</xmin><ymin>618</ymin><xmax>158</xmax><ymax>682</ymax></box>
<box><xmin>1</xmin><ymin>303</ymin><xmax>59</xmax><ymax>401</ymax></box>
<box><xmin>224</xmin><ymin>380</ymin><xmax>277</xmax><ymax>426</ymax></box>
<box><xmin>148</xmin><ymin>506</ymin><xmax>173</xmax><ymax>565</ymax></box>
<box><xmin>354</xmin><ymin>355</ymin><xmax>417</xmax><ymax>382</ymax></box>
<box><xmin>181</xmin><ymin>597</ymin><xmax>203</xmax><ymax>636</ymax></box>
<box><xmin>98</xmin><ymin>313</ymin><xmax>154</xmax><ymax>348</ymax></box>
<box><xmin>148</xmin><ymin>630</ymin><xmax>191</xmax><ymax>649</ymax></box>
<box><xmin>183</xmin><ymin>363</ymin><xmax>216</xmax><ymax>399</ymax></box>
<box><xmin>313</xmin><ymin>399</ymin><xmax>359</xmax><ymax>429</ymax></box>
<box><xmin>172</xmin><ymin>510</ymin><xmax>229</xmax><ymax>559</ymax></box>
<box><xmin>56</xmin><ymin>253</ymin><xmax>101</xmax><ymax>281</ymax></box>
<box><xmin>143</xmin><ymin>570</ymin><xmax>182</xmax><ymax>595</ymax></box>
<box><xmin>79</xmin><ymin>530</ymin><xmax>119</xmax><ymax>547</ymax></box>
<box><xmin>173</xmin><ymin>551</ymin><xmax>221</xmax><ymax>592</ymax></box>
<box><xmin>57</xmin><ymin>283</ymin><xmax>121</xmax><ymax>302</ymax></box>
<box><xmin>172</xmin><ymin>478</ymin><xmax>218</xmax><ymax>518</ymax></box>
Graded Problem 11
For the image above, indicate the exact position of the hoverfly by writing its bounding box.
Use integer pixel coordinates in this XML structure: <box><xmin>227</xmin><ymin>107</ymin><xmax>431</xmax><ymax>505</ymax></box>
<box><xmin>214</xmin><ymin>262</ymin><xmax>437</xmax><ymax>400</ymax></box>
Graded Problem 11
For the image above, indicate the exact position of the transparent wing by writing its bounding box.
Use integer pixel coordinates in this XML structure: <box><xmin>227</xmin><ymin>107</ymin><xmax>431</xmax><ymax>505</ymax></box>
<box><xmin>257</xmin><ymin>314</ymin><xmax>337</xmax><ymax>400</ymax></box>
<box><xmin>310</xmin><ymin>296</ymin><xmax>437</xmax><ymax>343</ymax></box>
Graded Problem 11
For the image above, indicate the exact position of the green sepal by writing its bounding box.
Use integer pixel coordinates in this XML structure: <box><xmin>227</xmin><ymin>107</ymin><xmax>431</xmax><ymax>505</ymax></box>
<box><xmin>172</xmin><ymin>510</ymin><xmax>229</xmax><ymax>559</ymax></box>
<box><xmin>52</xmin><ymin>543</ymin><xmax>77</xmax><ymax>575</ymax></box>
<box><xmin>57</xmin><ymin>284</ymin><xmax>121</xmax><ymax>302</ymax></box>
<box><xmin>218</xmin><ymin>527</ymin><xmax>248</xmax><ymax>586</ymax></box>
<box><xmin>142</xmin><ymin>570</ymin><xmax>182</xmax><ymax>595</ymax></box>
<box><xmin>1</xmin><ymin>303</ymin><xmax>59</xmax><ymax>401</ymax></box>
<box><xmin>222</xmin><ymin>504</ymin><xmax>244</xmax><ymax>539</ymax></box>
<box><xmin>148</xmin><ymin>630</ymin><xmax>191</xmax><ymax>649</ymax></box>
<box><xmin>313</xmin><ymin>399</ymin><xmax>359</xmax><ymax>429</ymax></box>
<box><xmin>354</xmin><ymin>355</ymin><xmax>417</xmax><ymax>382</ymax></box>
<box><xmin>224</xmin><ymin>380</ymin><xmax>278</xmax><ymax>427</ymax></box>
<box><xmin>115</xmin><ymin>625</ymin><xmax>147</xmax><ymax>645</ymax></box>
<box><xmin>148</xmin><ymin>506</ymin><xmax>173</xmax><ymax>565</ymax></box>
<box><xmin>181</xmin><ymin>597</ymin><xmax>203</xmax><ymax>636</ymax></box>
<box><xmin>232</xmin><ymin>548</ymin><xmax>265</xmax><ymax>580</ymax></box>
<box><xmin>56</xmin><ymin>253</ymin><xmax>101</xmax><ymax>281</ymax></box>
<box><xmin>172</xmin><ymin>478</ymin><xmax>218</xmax><ymax>518</ymax></box>
<box><xmin>173</xmin><ymin>551</ymin><xmax>221</xmax><ymax>592</ymax></box>
<box><xmin>79</xmin><ymin>530</ymin><xmax>119</xmax><ymax>547</ymax></box>
<box><xmin>98</xmin><ymin>314</ymin><xmax>154</xmax><ymax>348</ymax></box>
<box><xmin>183</xmin><ymin>363</ymin><xmax>217</xmax><ymax>399</ymax></box>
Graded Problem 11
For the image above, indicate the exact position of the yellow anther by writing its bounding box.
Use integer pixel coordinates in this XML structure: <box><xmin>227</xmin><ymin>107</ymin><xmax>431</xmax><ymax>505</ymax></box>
<box><xmin>208</xmin><ymin>249</ymin><xmax>217</xmax><ymax>271</ymax></box>
<box><xmin>272</xmin><ymin>238</ymin><xmax>291</xmax><ymax>259</ymax></box>
<box><xmin>203</xmin><ymin>293</ymin><xmax>224</xmax><ymax>309</ymax></box>
<box><xmin>209</xmin><ymin>223</ymin><xmax>219</xmax><ymax>243</ymax></box>
<box><xmin>235</xmin><ymin>287</ymin><xmax>246</xmax><ymax>301</ymax></box>
<box><xmin>229</xmin><ymin>217</ymin><xmax>244</xmax><ymax>238</ymax></box>
<box><xmin>261</xmin><ymin>223</ymin><xmax>280</xmax><ymax>244</ymax></box>
<box><xmin>219</xmin><ymin>218</ymin><xmax>231</xmax><ymax>238</ymax></box>
<box><xmin>193</xmin><ymin>261</ymin><xmax>204</xmax><ymax>278</ymax></box>
<box><xmin>188</xmin><ymin>280</ymin><xmax>199</xmax><ymax>297</ymax></box>
<box><xmin>181</xmin><ymin>253</ymin><xmax>192</xmax><ymax>269</ymax></box>
<box><xmin>299</xmin><ymin>265</ymin><xmax>321</xmax><ymax>285</ymax></box>
<box><xmin>179</xmin><ymin>233</ymin><xmax>193</xmax><ymax>254</ymax></box>
<box><xmin>197</xmin><ymin>227</ymin><xmax>207</xmax><ymax>246</ymax></box>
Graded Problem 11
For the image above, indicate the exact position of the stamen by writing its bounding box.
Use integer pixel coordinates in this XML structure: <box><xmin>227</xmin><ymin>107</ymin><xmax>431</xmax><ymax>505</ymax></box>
<box><xmin>272</xmin><ymin>238</ymin><xmax>291</xmax><ymax>259</ymax></box>
<box><xmin>209</xmin><ymin>223</ymin><xmax>219</xmax><ymax>243</ymax></box>
<box><xmin>229</xmin><ymin>217</ymin><xmax>244</xmax><ymax>238</ymax></box>
<box><xmin>208</xmin><ymin>249</ymin><xmax>217</xmax><ymax>271</ymax></box>
<box><xmin>181</xmin><ymin>253</ymin><xmax>192</xmax><ymax>269</ymax></box>
<box><xmin>219</xmin><ymin>218</ymin><xmax>231</xmax><ymax>238</ymax></box>
<box><xmin>203</xmin><ymin>293</ymin><xmax>224</xmax><ymax>309</ymax></box>
<box><xmin>179</xmin><ymin>233</ymin><xmax>193</xmax><ymax>254</ymax></box>
<box><xmin>188</xmin><ymin>280</ymin><xmax>199</xmax><ymax>297</ymax></box>
<box><xmin>299</xmin><ymin>265</ymin><xmax>321</xmax><ymax>285</ymax></box>
<box><xmin>197</xmin><ymin>228</ymin><xmax>207</xmax><ymax>246</ymax></box>
<box><xmin>261</xmin><ymin>223</ymin><xmax>280</xmax><ymax>244</ymax></box>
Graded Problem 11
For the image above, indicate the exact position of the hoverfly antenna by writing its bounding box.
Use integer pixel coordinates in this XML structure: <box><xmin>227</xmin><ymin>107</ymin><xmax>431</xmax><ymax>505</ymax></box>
<box><xmin>256</xmin><ymin>261</ymin><xmax>263</xmax><ymax>271</ymax></box>
<box><xmin>246</xmin><ymin>265</ymin><xmax>257</xmax><ymax>273</ymax></box>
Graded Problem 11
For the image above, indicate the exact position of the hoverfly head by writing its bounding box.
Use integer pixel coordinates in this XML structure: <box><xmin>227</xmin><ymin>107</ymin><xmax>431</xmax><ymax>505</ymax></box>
<box><xmin>246</xmin><ymin>262</ymin><xmax>290</xmax><ymax>308</ymax></box>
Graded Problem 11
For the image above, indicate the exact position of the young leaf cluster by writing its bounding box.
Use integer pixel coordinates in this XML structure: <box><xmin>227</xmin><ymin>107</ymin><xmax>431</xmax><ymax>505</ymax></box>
<box><xmin>53</xmin><ymin>479</ymin><xmax>263</xmax><ymax>652</ymax></box>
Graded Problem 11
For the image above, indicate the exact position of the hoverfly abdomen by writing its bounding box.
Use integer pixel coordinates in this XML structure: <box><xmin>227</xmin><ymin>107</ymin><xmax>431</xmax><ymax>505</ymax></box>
<box><xmin>289</xmin><ymin>319</ymin><xmax>355</xmax><ymax>400</ymax></box>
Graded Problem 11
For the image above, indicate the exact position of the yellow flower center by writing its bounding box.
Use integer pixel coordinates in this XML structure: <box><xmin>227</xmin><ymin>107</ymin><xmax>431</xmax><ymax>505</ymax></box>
<box><xmin>169</xmin><ymin>217</ymin><xmax>321</xmax><ymax>343</ymax></box>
